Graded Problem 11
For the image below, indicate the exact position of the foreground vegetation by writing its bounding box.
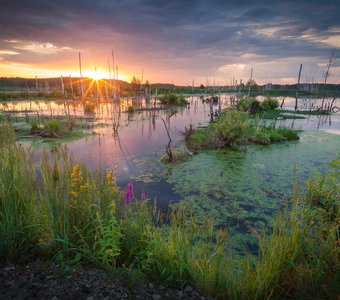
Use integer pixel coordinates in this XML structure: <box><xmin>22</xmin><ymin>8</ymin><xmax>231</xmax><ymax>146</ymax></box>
<box><xmin>0</xmin><ymin>123</ymin><xmax>339</xmax><ymax>299</ymax></box>
<box><xmin>186</xmin><ymin>110</ymin><xmax>299</xmax><ymax>151</ymax></box>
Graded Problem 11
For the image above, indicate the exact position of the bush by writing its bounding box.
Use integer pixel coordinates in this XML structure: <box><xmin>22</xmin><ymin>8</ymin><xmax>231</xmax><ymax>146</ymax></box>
<box><xmin>261</xmin><ymin>97</ymin><xmax>279</xmax><ymax>111</ymax></box>
<box><xmin>30</xmin><ymin>119</ymin><xmax>39</xmax><ymax>130</ymax></box>
<box><xmin>236</xmin><ymin>97</ymin><xmax>258</xmax><ymax>112</ymax></box>
<box><xmin>159</xmin><ymin>93</ymin><xmax>188</xmax><ymax>105</ymax></box>
<box><xmin>45</xmin><ymin>119</ymin><xmax>60</xmax><ymax>133</ymax></box>
<box><xmin>84</xmin><ymin>103</ymin><xmax>96</xmax><ymax>114</ymax></box>
<box><xmin>127</xmin><ymin>105</ymin><xmax>135</xmax><ymax>113</ymax></box>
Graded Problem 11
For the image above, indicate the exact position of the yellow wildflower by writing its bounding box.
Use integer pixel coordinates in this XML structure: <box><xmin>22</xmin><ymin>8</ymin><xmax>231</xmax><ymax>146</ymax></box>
<box><xmin>71</xmin><ymin>164</ymin><xmax>80</xmax><ymax>179</ymax></box>
<box><xmin>70</xmin><ymin>190</ymin><xmax>78</xmax><ymax>197</ymax></box>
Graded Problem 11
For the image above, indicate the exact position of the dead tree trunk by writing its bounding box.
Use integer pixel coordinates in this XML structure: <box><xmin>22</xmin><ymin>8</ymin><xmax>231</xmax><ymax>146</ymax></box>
<box><xmin>321</xmin><ymin>48</ymin><xmax>336</xmax><ymax>110</ymax></box>
<box><xmin>247</xmin><ymin>68</ymin><xmax>253</xmax><ymax>97</ymax></box>
<box><xmin>295</xmin><ymin>64</ymin><xmax>302</xmax><ymax>111</ymax></box>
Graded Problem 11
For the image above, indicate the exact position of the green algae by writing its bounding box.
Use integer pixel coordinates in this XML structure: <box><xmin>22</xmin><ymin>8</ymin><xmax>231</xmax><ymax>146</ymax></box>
<box><xmin>166</xmin><ymin>131</ymin><xmax>340</xmax><ymax>252</ymax></box>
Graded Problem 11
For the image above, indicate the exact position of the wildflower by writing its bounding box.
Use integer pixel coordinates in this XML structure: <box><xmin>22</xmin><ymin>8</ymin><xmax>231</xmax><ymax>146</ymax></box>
<box><xmin>71</xmin><ymin>164</ymin><xmax>80</xmax><ymax>179</ymax></box>
<box><xmin>70</xmin><ymin>190</ymin><xmax>78</xmax><ymax>198</ymax></box>
<box><xmin>106</xmin><ymin>171</ymin><xmax>114</xmax><ymax>182</ymax></box>
<box><xmin>125</xmin><ymin>182</ymin><xmax>134</xmax><ymax>205</ymax></box>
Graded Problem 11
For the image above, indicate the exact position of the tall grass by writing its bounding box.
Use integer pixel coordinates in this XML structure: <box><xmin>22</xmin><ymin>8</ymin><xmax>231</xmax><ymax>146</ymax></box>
<box><xmin>0</xmin><ymin>124</ymin><xmax>38</xmax><ymax>262</ymax></box>
<box><xmin>0</xmin><ymin>122</ymin><xmax>338</xmax><ymax>299</ymax></box>
<box><xmin>187</xmin><ymin>110</ymin><xmax>299</xmax><ymax>150</ymax></box>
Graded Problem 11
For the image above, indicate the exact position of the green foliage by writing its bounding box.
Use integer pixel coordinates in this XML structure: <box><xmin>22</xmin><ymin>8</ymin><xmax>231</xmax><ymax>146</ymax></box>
<box><xmin>30</xmin><ymin>119</ymin><xmax>39</xmax><ymax>130</ymax></box>
<box><xmin>159</xmin><ymin>93</ymin><xmax>188</xmax><ymax>105</ymax></box>
<box><xmin>186</xmin><ymin>110</ymin><xmax>299</xmax><ymax>150</ymax></box>
<box><xmin>45</xmin><ymin>119</ymin><xmax>60</xmax><ymax>133</ymax></box>
<box><xmin>127</xmin><ymin>105</ymin><xmax>135</xmax><ymax>113</ymax></box>
<box><xmin>236</xmin><ymin>97</ymin><xmax>258</xmax><ymax>112</ymax></box>
<box><xmin>190</xmin><ymin>131</ymin><xmax>208</xmax><ymax>148</ymax></box>
<box><xmin>0</xmin><ymin>124</ymin><xmax>38</xmax><ymax>262</ymax></box>
<box><xmin>237</xmin><ymin>97</ymin><xmax>279</xmax><ymax>115</ymax></box>
<box><xmin>260</xmin><ymin>97</ymin><xmax>279</xmax><ymax>111</ymax></box>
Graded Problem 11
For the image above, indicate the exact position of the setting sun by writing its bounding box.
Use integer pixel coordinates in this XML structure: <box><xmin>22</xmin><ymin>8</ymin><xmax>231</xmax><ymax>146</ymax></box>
<box><xmin>86</xmin><ymin>69</ymin><xmax>107</xmax><ymax>80</ymax></box>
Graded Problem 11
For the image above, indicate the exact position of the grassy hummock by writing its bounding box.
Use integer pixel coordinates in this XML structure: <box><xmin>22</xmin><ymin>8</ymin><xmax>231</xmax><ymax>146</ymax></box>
<box><xmin>186</xmin><ymin>110</ymin><xmax>299</xmax><ymax>151</ymax></box>
<box><xmin>158</xmin><ymin>93</ymin><xmax>188</xmax><ymax>105</ymax></box>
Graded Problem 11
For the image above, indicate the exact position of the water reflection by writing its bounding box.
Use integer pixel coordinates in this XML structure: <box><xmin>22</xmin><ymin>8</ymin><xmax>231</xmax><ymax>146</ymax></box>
<box><xmin>2</xmin><ymin>94</ymin><xmax>340</xmax><ymax>252</ymax></box>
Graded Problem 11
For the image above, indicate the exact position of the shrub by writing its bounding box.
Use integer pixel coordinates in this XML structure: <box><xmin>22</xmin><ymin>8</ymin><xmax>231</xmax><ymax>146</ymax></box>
<box><xmin>30</xmin><ymin>119</ymin><xmax>39</xmax><ymax>130</ymax></box>
<box><xmin>261</xmin><ymin>97</ymin><xmax>279</xmax><ymax>111</ymax></box>
<box><xmin>84</xmin><ymin>103</ymin><xmax>96</xmax><ymax>114</ymax></box>
<box><xmin>45</xmin><ymin>119</ymin><xmax>60</xmax><ymax>133</ymax></box>
<box><xmin>159</xmin><ymin>93</ymin><xmax>188</xmax><ymax>105</ymax></box>
<box><xmin>127</xmin><ymin>105</ymin><xmax>135</xmax><ymax>113</ymax></box>
<box><xmin>236</xmin><ymin>97</ymin><xmax>258</xmax><ymax>112</ymax></box>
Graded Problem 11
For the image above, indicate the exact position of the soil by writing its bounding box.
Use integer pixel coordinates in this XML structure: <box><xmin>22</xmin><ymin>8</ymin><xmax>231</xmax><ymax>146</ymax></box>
<box><xmin>0</xmin><ymin>263</ymin><xmax>213</xmax><ymax>300</ymax></box>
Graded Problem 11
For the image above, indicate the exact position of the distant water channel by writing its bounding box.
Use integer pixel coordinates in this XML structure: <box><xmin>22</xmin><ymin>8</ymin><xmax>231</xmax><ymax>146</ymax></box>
<box><xmin>2</xmin><ymin>95</ymin><xmax>339</xmax><ymax>253</ymax></box>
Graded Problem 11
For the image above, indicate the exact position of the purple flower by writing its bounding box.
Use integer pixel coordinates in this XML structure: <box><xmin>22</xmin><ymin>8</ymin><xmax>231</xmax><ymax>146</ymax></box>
<box><xmin>125</xmin><ymin>182</ymin><xmax>134</xmax><ymax>205</ymax></box>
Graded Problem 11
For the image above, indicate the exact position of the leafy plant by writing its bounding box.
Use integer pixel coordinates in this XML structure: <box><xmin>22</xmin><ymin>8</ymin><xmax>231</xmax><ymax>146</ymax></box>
<box><xmin>127</xmin><ymin>105</ymin><xmax>135</xmax><ymax>113</ymax></box>
<box><xmin>159</xmin><ymin>93</ymin><xmax>188</xmax><ymax>105</ymax></box>
<box><xmin>30</xmin><ymin>119</ymin><xmax>39</xmax><ymax>130</ymax></box>
<box><xmin>260</xmin><ymin>97</ymin><xmax>279</xmax><ymax>111</ymax></box>
<box><xmin>45</xmin><ymin>119</ymin><xmax>60</xmax><ymax>133</ymax></box>
<box><xmin>83</xmin><ymin>103</ymin><xmax>95</xmax><ymax>114</ymax></box>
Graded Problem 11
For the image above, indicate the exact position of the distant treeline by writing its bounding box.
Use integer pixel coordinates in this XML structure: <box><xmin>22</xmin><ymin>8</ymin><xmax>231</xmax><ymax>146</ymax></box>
<box><xmin>0</xmin><ymin>77</ymin><xmax>339</xmax><ymax>96</ymax></box>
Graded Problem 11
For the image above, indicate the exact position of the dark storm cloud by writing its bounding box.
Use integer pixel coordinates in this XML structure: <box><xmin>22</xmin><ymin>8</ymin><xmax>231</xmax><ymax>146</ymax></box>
<box><xmin>0</xmin><ymin>0</ymin><xmax>339</xmax><ymax>82</ymax></box>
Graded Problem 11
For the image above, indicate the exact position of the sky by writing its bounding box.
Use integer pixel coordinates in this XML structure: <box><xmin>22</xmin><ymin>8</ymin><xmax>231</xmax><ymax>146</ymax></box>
<box><xmin>0</xmin><ymin>0</ymin><xmax>340</xmax><ymax>85</ymax></box>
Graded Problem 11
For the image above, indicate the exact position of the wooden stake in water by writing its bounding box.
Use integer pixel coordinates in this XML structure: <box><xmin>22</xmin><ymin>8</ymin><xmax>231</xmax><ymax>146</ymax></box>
<box><xmin>79</xmin><ymin>52</ymin><xmax>85</xmax><ymax>97</ymax></box>
<box><xmin>295</xmin><ymin>64</ymin><xmax>302</xmax><ymax>111</ymax></box>
<box><xmin>112</xmin><ymin>50</ymin><xmax>115</xmax><ymax>98</ymax></box>
<box><xmin>60</xmin><ymin>75</ymin><xmax>64</xmax><ymax>96</ymax></box>
<box><xmin>108</xmin><ymin>59</ymin><xmax>112</xmax><ymax>99</ymax></box>
<box><xmin>69</xmin><ymin>75</ymin><xmax>75</xmax><ymax>98</ymax></box>
<box><xmin>247</xmin><ymin>68</ymin><xmax>253</xmax><ymax>97</ymax></box>
<box><xmin>35</xmin><ymin>76</ymin><xmax>39</xmax><ymax>94</ymax></box>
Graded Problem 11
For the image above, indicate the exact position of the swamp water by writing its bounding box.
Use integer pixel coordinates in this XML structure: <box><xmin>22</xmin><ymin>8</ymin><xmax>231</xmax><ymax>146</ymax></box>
<box><xmin>2</xmin><ymin>95</ymin><xmax>339</xmax><ymax>253</ymax></box>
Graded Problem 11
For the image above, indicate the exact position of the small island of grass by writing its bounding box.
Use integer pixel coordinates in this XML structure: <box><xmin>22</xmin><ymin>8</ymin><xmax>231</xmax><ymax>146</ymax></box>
<box><xmin>185</xmin><ymin>110</ymin><xmax>299</xmax><ymax>152</ymax></box>
<box><xmin>158</xmin><ymin>93</ymin><xmax>188</xmax><ymax>105</ymax></box>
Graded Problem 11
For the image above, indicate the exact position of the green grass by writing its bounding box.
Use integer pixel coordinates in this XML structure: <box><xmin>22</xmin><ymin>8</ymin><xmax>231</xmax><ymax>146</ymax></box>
<box><xmin>186</xmin><ymin>110</ymin><xmax>299</xmax><ymax>151</ymax></box>
<box><xmin>45</xmin><ymin>119</ymin><xmax>60</xmax><ymax>133</ymax></box>
<box><xmin>0</xmin><ymin>122</ymin><xmax>338</xmax><ymax>299</ymax></box>
<box><xmin>158</xmin><ymin>93</ymin><xmax>188</xmax><ymax>105</ymax></box>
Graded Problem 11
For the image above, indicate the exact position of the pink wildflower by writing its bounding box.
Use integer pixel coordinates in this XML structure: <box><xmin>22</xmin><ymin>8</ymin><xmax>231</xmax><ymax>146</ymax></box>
<box><xmin>125</xmin><ymin>182</ymin><xmax>134</xmax><ymax>205</ymax></box>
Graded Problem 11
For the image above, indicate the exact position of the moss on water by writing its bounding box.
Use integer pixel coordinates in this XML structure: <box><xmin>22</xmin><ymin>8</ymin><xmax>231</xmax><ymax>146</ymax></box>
<box><xmin>167</xmin><ymin>131</ymin><xmax>340</xmax><ymax>252</ymax></box>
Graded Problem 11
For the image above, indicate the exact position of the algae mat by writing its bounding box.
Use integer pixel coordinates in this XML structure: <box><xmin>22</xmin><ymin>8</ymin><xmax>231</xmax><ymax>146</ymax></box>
<box><xmin>166</xmin><ymin>131</ymin><xmax>340</xmax><ymax>253</ymax></box>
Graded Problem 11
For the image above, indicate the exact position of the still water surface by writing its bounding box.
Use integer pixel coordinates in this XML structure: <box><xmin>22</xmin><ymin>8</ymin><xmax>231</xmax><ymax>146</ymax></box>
<box><xmin>2</xmin><ymin>95</ymin><xmax>339</xmax><ymax>252</ymax></box>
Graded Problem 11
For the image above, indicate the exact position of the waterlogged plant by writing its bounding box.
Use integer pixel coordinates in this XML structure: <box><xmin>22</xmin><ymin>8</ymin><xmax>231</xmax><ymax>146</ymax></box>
<box><xmin>83</xmin><ymin>102</ymin><xmax>96</xmax><ymax>114</ymax></box>
<box><xmin>45</xmin><ymin>119</ymin><xmax>60</xmax><ymax>133</ymax></box>
<box><xmin>159</xmin><ymin>93</ymin><xmax>188</xmax><ymax>105</ymax></box>
<box><xmin>127</xmin><ymin>105</ymin><xmax>135</xmax><ymax>113</ymax></box>
<box><xmin>30</xmin><ymin>119</ymin><xmax>39</xmax><ymax>130</ymax></box>
<box><xmin>237</xmin><ymin>96</ymin><xmax>279</xmax><ymax>114</ymax></box>
<box><xmin>260</xmin><ymin>97</ymin><xmax>279</xmax><ymax>111</ymax></box>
